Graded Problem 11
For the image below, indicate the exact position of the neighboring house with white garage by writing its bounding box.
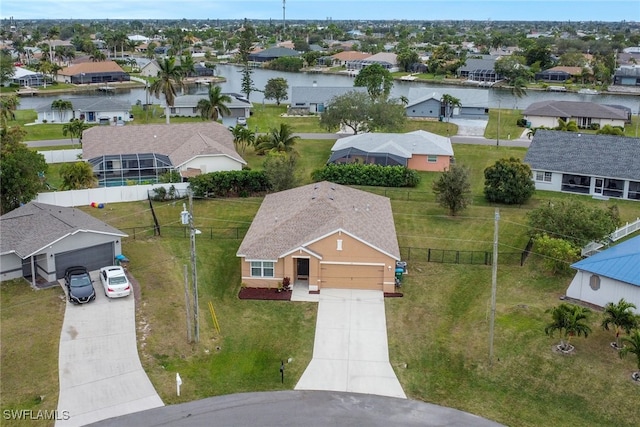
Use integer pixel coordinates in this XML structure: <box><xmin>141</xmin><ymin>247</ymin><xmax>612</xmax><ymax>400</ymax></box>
<box><xmin>524</xmin><ymin>130</ymin><xmax>640</xmax><ymax>201</ymax></box>
<box><xmin>35</xmin><ymin>97</ymin><xmax>132</xmax><ymax>124</ymax></box>
<box><xmin>566</xmin><ymin>235</ymin><xmax>640</xmax><ymax>314</ymax></box>
<box><xmin>0</xmin><ymin>202</ymin><xmax>126</xmax><ymax>283</ymax></box>
<box><xmin>288</xmin><ymin>86</ymin><xmax>368</xmax><ymax>115</ymax></box>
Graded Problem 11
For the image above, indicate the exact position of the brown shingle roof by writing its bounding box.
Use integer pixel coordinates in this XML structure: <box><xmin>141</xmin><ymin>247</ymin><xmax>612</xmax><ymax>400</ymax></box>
<box><xmin>82</xmin><ymin>122</ymin><xmax>246</xmax><ymax>168</ymax></box>
<box><xmin>237</xmin><ymin>182</ymin><xmax>400</xmax><ymax>260</ymax></box>
<box><xmin>59</xmin><ymin>61</ymin><xmax>126</xmax><ymax>76</ymax></box>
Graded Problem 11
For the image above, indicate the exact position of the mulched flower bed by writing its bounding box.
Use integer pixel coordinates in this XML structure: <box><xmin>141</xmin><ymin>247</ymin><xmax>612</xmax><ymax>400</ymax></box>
<box><xmin>238</xmin><ymin>287</ymin><xmax>292</xmax><ymax>301</ymax></box>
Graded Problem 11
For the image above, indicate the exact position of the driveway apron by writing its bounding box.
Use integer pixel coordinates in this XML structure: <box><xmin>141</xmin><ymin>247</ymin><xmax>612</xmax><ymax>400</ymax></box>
<box><xmin>295</xmin><ymin>289</ymin><xmax>406</xmax><ymax>399</ymax></box>
<box><xmin>56</xmin><ymin>272</ymin><xmax>163</xmax><ymax>427</ymax></box>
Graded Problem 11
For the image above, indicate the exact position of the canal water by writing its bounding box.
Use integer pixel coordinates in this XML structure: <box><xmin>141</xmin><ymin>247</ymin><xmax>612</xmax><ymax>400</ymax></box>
<box><xmin>16</xmin><ymin>64</ymin><xmax>640</xmax><ymax>112</ymax></box>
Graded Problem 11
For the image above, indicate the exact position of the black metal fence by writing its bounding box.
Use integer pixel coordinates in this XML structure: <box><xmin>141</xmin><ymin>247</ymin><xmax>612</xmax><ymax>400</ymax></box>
<box><xmin>400</xmin><ymin>240</ymin><xmax>533</xmax><ymax>267</ymax></box>
<box><xmin>120</xmin><ymin>226</ymin><xmax>249</xmax><ymax>240</ymax></box>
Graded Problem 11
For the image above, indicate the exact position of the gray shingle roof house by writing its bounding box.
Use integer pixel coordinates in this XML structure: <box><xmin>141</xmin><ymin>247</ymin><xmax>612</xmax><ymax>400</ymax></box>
<box><xmin>406</xmin><ymin>88</ymin><xmax>489</xmax><ymax>120</ymax></box>
<box><xmin>456</xmin><ymin>58</ymin><xmax>502</xmax><ymax>83</ymax></box>
<box><xmin>35</xmin><ymin>97</ymin><xmax>132</xmax><ymax>124</ymax></box>
<box><xmin>82</xmin><ymin>122</ymin><xmax>246</xmax><ymax>186</ymax></box>
<box><xmin>237</xmin><ymin>181</ymin><xmax>401</xmax><ymax>293</ymax></box>
<box><xmin>524</xmin><ymin>130</ymin><xmax>640</xmax><ymax>201</ymax></box>
<box><xmin>288</xmin><ymin>86</ymin><xmax>368</xmax><ymax>115</ymax></box>
<box><xmin>329</xmin><ymin>130</ymin><xmax>454</xmax><ymax>171</ymax></box>
<box><xmin>171</xmin><ymin>93</ymin><xmax>252</xmax><ymax>127</ymax></box>
<box><xmin>248</xmin><ymin>47</ymin><xmax>300</xmax><ymax>62</ymax></box>
<box><xmin>0</xmin><ymin>202</ymin><xmax>127</xmax><ymax>283</ymax></box>
<box><xmin>523</xmin><ymin>101</ymin><xmax>629</xmax><ymax>129</ymax></box>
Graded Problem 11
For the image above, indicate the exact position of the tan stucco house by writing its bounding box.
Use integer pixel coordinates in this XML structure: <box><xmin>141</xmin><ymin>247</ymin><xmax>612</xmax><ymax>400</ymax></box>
<box><xmin>237</xmin><ymin>182</ymin><xmax>401</xmax><ymax>293</ymax></box>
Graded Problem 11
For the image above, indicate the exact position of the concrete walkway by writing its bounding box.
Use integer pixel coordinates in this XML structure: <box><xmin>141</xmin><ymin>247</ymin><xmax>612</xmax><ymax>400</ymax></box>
<box><xmin>56</xmin><ymin>271</ymin><xmax>163</xmax><ymax>427</ymax></box>
<box><xmin>295</xmin><ymin>289</ymin><xmax>406</xmax><ymax>399</ymax></box>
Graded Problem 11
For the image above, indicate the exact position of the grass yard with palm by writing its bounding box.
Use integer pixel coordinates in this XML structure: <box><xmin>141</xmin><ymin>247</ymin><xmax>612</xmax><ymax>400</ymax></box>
<box><xmin>3</xmin><ymin>104</ymin><xmax>640</xmax><ymax>426</ymax></box>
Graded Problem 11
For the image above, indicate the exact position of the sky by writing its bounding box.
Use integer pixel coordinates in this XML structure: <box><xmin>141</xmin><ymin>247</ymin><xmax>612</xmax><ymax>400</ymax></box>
<box><xmin>1</xmin><ymin>1</ymin><xmax>638</xmax><ymax>22</ymax></box>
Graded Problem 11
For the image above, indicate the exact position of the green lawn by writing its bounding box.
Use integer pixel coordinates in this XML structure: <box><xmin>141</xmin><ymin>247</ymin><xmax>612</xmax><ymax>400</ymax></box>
<box><xmin>3</xmin><ymin>139</ymin><xmax>639</xmax><ymax>426</ymax></box>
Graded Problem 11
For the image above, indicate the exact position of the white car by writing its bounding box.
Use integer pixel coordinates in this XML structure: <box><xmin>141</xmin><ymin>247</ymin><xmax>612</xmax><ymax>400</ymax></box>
<box><xmin>99</xmin><ymin>266</ymin><xmax>132</xmax><ymax>298</ymax></box>
<box><xmin>236</xmin><ymin>116</ymin><xmax>247</xmax><ymax>126</ymax></box>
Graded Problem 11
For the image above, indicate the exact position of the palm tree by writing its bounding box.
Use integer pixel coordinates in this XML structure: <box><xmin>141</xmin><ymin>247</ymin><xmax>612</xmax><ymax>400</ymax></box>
<box><xmin>62</xmin><ymin>119</ymin><xmax>90</xmax><ymax>146</ymax></box>
<box><xmin>555</xmin><ymin>118</ymin><xmax>579</xmax><ymax>132</ymax></box>
<box><xmin>196</xmin><ymin>86</ymin><xmax>231</xmax><ymax>122</ymax></box>
<box><xmin>511</xmin><ymin>77</ymin><xmax>528</xmax><ymax>98</ymax></box>
<box><xmin>148</xmin><ymin>56</ymin><xmax>185</xmax><ymax>125</ymax></box>
<box><xmin>602</xmin><ymin>299</ymin><xmax>639</xmax><ymax>349</ymax></box>
<box><xmin>440</xmin><ymin>94</ymin><xmax>461</xmax><ymax>122</ymax></box>
<box><xmin>256</xmin><ymin>123</ymin><xmax>299</xmax><ymax>154</ymax></box>
<box><xmin>0</xmin><ymin>95</ymin><xmax>20</xmax><ymax>124</ymax></box>
<box><xmin>46</xmin><ymin>26</ymin><xmax>60</xmax><ymax>63</ymax></box>
<box><xmin>229</xmin><ymin>125</ymin><xmax>255</xmax><ymax>157</ymax></box>
<box><xmin>619</xmin><ymin>329</ymin><xmax>640</xmax><ymax>381</ymax></box>
<box><xmin>545</xmin><ymin>303</ymin><xmax>592</xmax><ymax>352</ymax></box>
<box><xmin>51</xmin><ymin>99</ymin><xmax>73</xmax><ymax>122</ymax></box>
<box><xmin>180</xmin><ymin>53</ymin><xmax>196</xmax><ymax>78</ymax></box>
<box><xmin>90</xmin><ymin>50</ymin><xmax>107</xmax><ymax>62</ymax></box>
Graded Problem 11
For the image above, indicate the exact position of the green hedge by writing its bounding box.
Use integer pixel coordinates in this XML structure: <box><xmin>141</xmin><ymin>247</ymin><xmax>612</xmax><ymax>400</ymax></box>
<box><xmin>189</xmin><ymin>170</ymin><xmax>271</xmax><ymax>198</ymax></box>
<box><xmin>311</xmin><ymin>164</ymin><xmax>420</xmax><ymax>187</ymax></box>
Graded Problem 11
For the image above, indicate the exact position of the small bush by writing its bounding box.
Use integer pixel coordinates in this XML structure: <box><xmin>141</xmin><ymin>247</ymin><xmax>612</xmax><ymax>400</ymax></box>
<box><xmin>589</xmin><ymin>123</ymin><xmax>600</xmax><ymax>130</ymax></box>
<box><xmin>516</xmin><ymin>118</ymin><xmax>528</xmax><ymax>127</ymax></box>
<box><xmin>311</xmin><ymin>164</ymin><xmax>420</xmax><ymax>188</ymax></box>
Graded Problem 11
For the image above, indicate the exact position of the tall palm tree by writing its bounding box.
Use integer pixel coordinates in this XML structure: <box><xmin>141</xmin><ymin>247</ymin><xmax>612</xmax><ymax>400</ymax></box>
<box><xmin>46</xmin><ymin>26</ymin><xmax>60</xmax><ymax>63</ymax></box>
<box><xmin>440</xmin><ymin>94</ymin><xmax>461</xmax><ymax>122</ymax></box>
<box><xmin>196</xmin><ymin>86</ymin><xmax>231</xmax><ymax>121</ymax></box>
<box><xmin>619</xmin><ymin>329</ymin><xmax>640</xmax><ymax>381</ymax></box>
<box><xmin>148</xmin><ymin>57</ymin><xmax>184</xmax><ymax>125</ymax></box>
<box><xmin>602</xmin><ymin>299</ymin><xmax>639</xmax><ymax>349</ymax></box>
<box><xmin>62</xmin><ymin>119</ymin><xmax>91</xmax><ymax>146</ymax></box>
<box><xmin>0</xmin><ymin>95</ymin><xmax>20</xmax><ymax>124</ymax></box>
<box><xmin>256</xmin><ymin>123</ymin><xmax>299</xmax><ymax>154</ymax></box>
<box><xmin>545</xmin><ymin>303</ymin><xmax>592</xmax><ymax>352</ymax></box>
<box><xmin>511</xmin><ymin>77</ymin><xmax>528</xmax><ymax>98</ymax></box>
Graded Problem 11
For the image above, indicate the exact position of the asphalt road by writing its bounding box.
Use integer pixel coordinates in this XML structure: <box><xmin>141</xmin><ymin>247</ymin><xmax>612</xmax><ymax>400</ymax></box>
<box><xmin>87</xmin><ymin>390</ymin><xmax>505</xmax><ymax>427</ymax></box>
<box><xmin>27</xmin><ymin>134</ymin><xmax>530</xmax><ymax>148</ymax></box>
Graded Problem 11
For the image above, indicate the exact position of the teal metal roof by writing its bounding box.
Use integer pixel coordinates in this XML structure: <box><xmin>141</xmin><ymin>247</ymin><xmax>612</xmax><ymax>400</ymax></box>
<box><xmin>571</xmin><ymin>235</ymin><xmax>640</xmax><ymax>286</ymax></box>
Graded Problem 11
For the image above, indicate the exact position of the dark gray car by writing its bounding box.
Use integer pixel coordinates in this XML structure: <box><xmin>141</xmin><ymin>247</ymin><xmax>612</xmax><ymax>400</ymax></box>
<box><xmin>65</xmin><ymin>266</ymin><xmax>96</xmax><ymax>304</ymax></box>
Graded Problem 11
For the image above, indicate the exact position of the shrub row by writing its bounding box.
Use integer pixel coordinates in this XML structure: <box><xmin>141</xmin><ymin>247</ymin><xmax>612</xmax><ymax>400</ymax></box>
<box><xmin>311</xmin><ymin>164</ymin><xmax>420</xmax><ymax>187</ymax></box>
<box><xmin>189</xmin><ymin>170</ymin><xmax>271</xmax><ymax>198</ymax></box>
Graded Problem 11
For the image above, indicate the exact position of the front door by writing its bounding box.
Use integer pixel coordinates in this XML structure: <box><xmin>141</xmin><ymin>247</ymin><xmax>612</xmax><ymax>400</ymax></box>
<box><xmin>296</xmin><ymin>258</ymin><xmax>309</xmax><ymax>281</ymax></box>
<box><xmin>594</xmin><ymin>178</ymin><xmax>604</xmax><ymax>194</ymax></box>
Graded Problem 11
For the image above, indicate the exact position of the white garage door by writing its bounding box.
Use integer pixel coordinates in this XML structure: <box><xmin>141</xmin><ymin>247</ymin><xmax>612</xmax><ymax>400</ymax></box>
<box><xmin>321</xmin><ymin>264</ymin><xmax>384</xmax><ymax>290</ymax></box>
<box><xmin>55</xmin><ymin>242</ymin><xmax>115</xmax><ymax>278</ymax></box>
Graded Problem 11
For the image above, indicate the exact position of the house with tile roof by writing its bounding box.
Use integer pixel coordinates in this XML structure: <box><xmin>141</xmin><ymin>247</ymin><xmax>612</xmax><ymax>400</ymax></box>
<box><xmin>328</xmin><ymin>51</ymin><xmax>372</xmax><ymax>67</ymax></box>
<box><xmin>567</xmin><ymin>235</ymin><xmax>640</xmax><ymax>313</ymax></box>
<box><xmin>82</xmin><ymin>122</ymin><xmax>246</xmax><ymax>186</ymax></box>
<box><xmin>524</xmin><ymin>130</ymin><xmax>640</xmax><ymax>201</ymax></box>
<box><xmin>35</xmin><ymin>97</ymin><xmax>132</xmax><ymax>124</ymax></box>
<box><xmin>288</xmin><ymin>86</ymin><xmax>368</xmax><ymax>115</ymax></box>
<box><xmin>57</xmin><ymin>60</ymin><xmax>129</xmax><ymax>84</ymax></box>
<box><xmin>523</xmin><ymin>100</ymin><xmax>629</xmax><ymax>129</ymax></box>
<box><xmin>346</xmin><ymin>52</ymin><xmax>398</xmax><ymax>71</ymax></box>
<box><xmin>0</xmin><ymin>202</ymin><xmax>127</xmax><ymax>283</ymax></box>
<box><xmin>237</xmin><ymin>181</ymin><xmax>401</xmax><ymax>293</ymax></box>
<box><xmin>329</xmin><ymin>130</ymin><xmax>454</xmax><ymax>172</ymax></box>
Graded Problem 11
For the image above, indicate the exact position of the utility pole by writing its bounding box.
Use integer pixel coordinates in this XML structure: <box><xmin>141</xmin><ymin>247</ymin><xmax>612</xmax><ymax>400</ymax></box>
<box><xmin>183</xmin><ymin>265</ymin><xmax>192</xmax><ymax>343</ymax></box>
<box><xmin>180</xmin><ymin>193</ymin><xmax>199</xmax><ymax>343</ymax></box>
<box><xmin>489</xmin><ymin>208</ymin><xmax>500</xmax><ymax>366</ymax></box>
<box><xmin>189</xmin><ymin>191</ymin><xmax>199</xmax><ymax>343</ymax></box>
<box><xmin>635</xmin><ymin>102</ymin><xmax>639</xmax><ymax>138</ymax></box>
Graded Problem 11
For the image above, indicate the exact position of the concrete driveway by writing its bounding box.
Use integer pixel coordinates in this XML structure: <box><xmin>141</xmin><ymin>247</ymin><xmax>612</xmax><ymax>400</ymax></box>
<box><xmin>448</xmin><ymin>118</ymin><xmax>489</xmax><ymax>136</ymax></box>
<box><xmin>295</xmin><ymin>289</ymin><xmax>406</xmax><ymax>399</ymax></box>
<box><xmin>56</xmin><ymin>271</ymin><xmax>163</xmax><ymax>427</ymax></box>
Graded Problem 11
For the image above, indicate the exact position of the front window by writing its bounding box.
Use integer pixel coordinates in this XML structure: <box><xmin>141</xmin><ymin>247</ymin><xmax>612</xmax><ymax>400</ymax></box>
<box><xmin>427</xmin><ymin>155</ymin><xmax>438</xmax><ymax>163</ymax></box>
<box><xmin>535</xmin><ymin>171</ymin><xmax>552</xmax><ymax>182</ymax></box>
<box><xmin>250</xmin><ymin>261</ymin><xmax>274</xmax><ymax>277</ymax></box>
<box><xmin>589</xmin><ymin>275</ymin><xmax>600</xmax><ymax>291</ymax></box>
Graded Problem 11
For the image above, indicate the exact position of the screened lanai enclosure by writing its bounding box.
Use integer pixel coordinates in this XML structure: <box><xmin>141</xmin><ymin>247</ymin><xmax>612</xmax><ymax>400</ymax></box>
<box><xmin>89</xmin><ymin>153</ymin><xmax>174</xmax><ymax>187</ymax></box>
<box><xmin>328</xmin><ymin>148</ymin><xmax>407</xmax><ymax>167</ymax></box>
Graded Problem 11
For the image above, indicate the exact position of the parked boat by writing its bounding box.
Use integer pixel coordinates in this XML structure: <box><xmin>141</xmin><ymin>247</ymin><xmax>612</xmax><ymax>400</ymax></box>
<box><xmin>578</xmin><ymin>88</ymin><xmax>600</xmax><ymax>95</ymax></box>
